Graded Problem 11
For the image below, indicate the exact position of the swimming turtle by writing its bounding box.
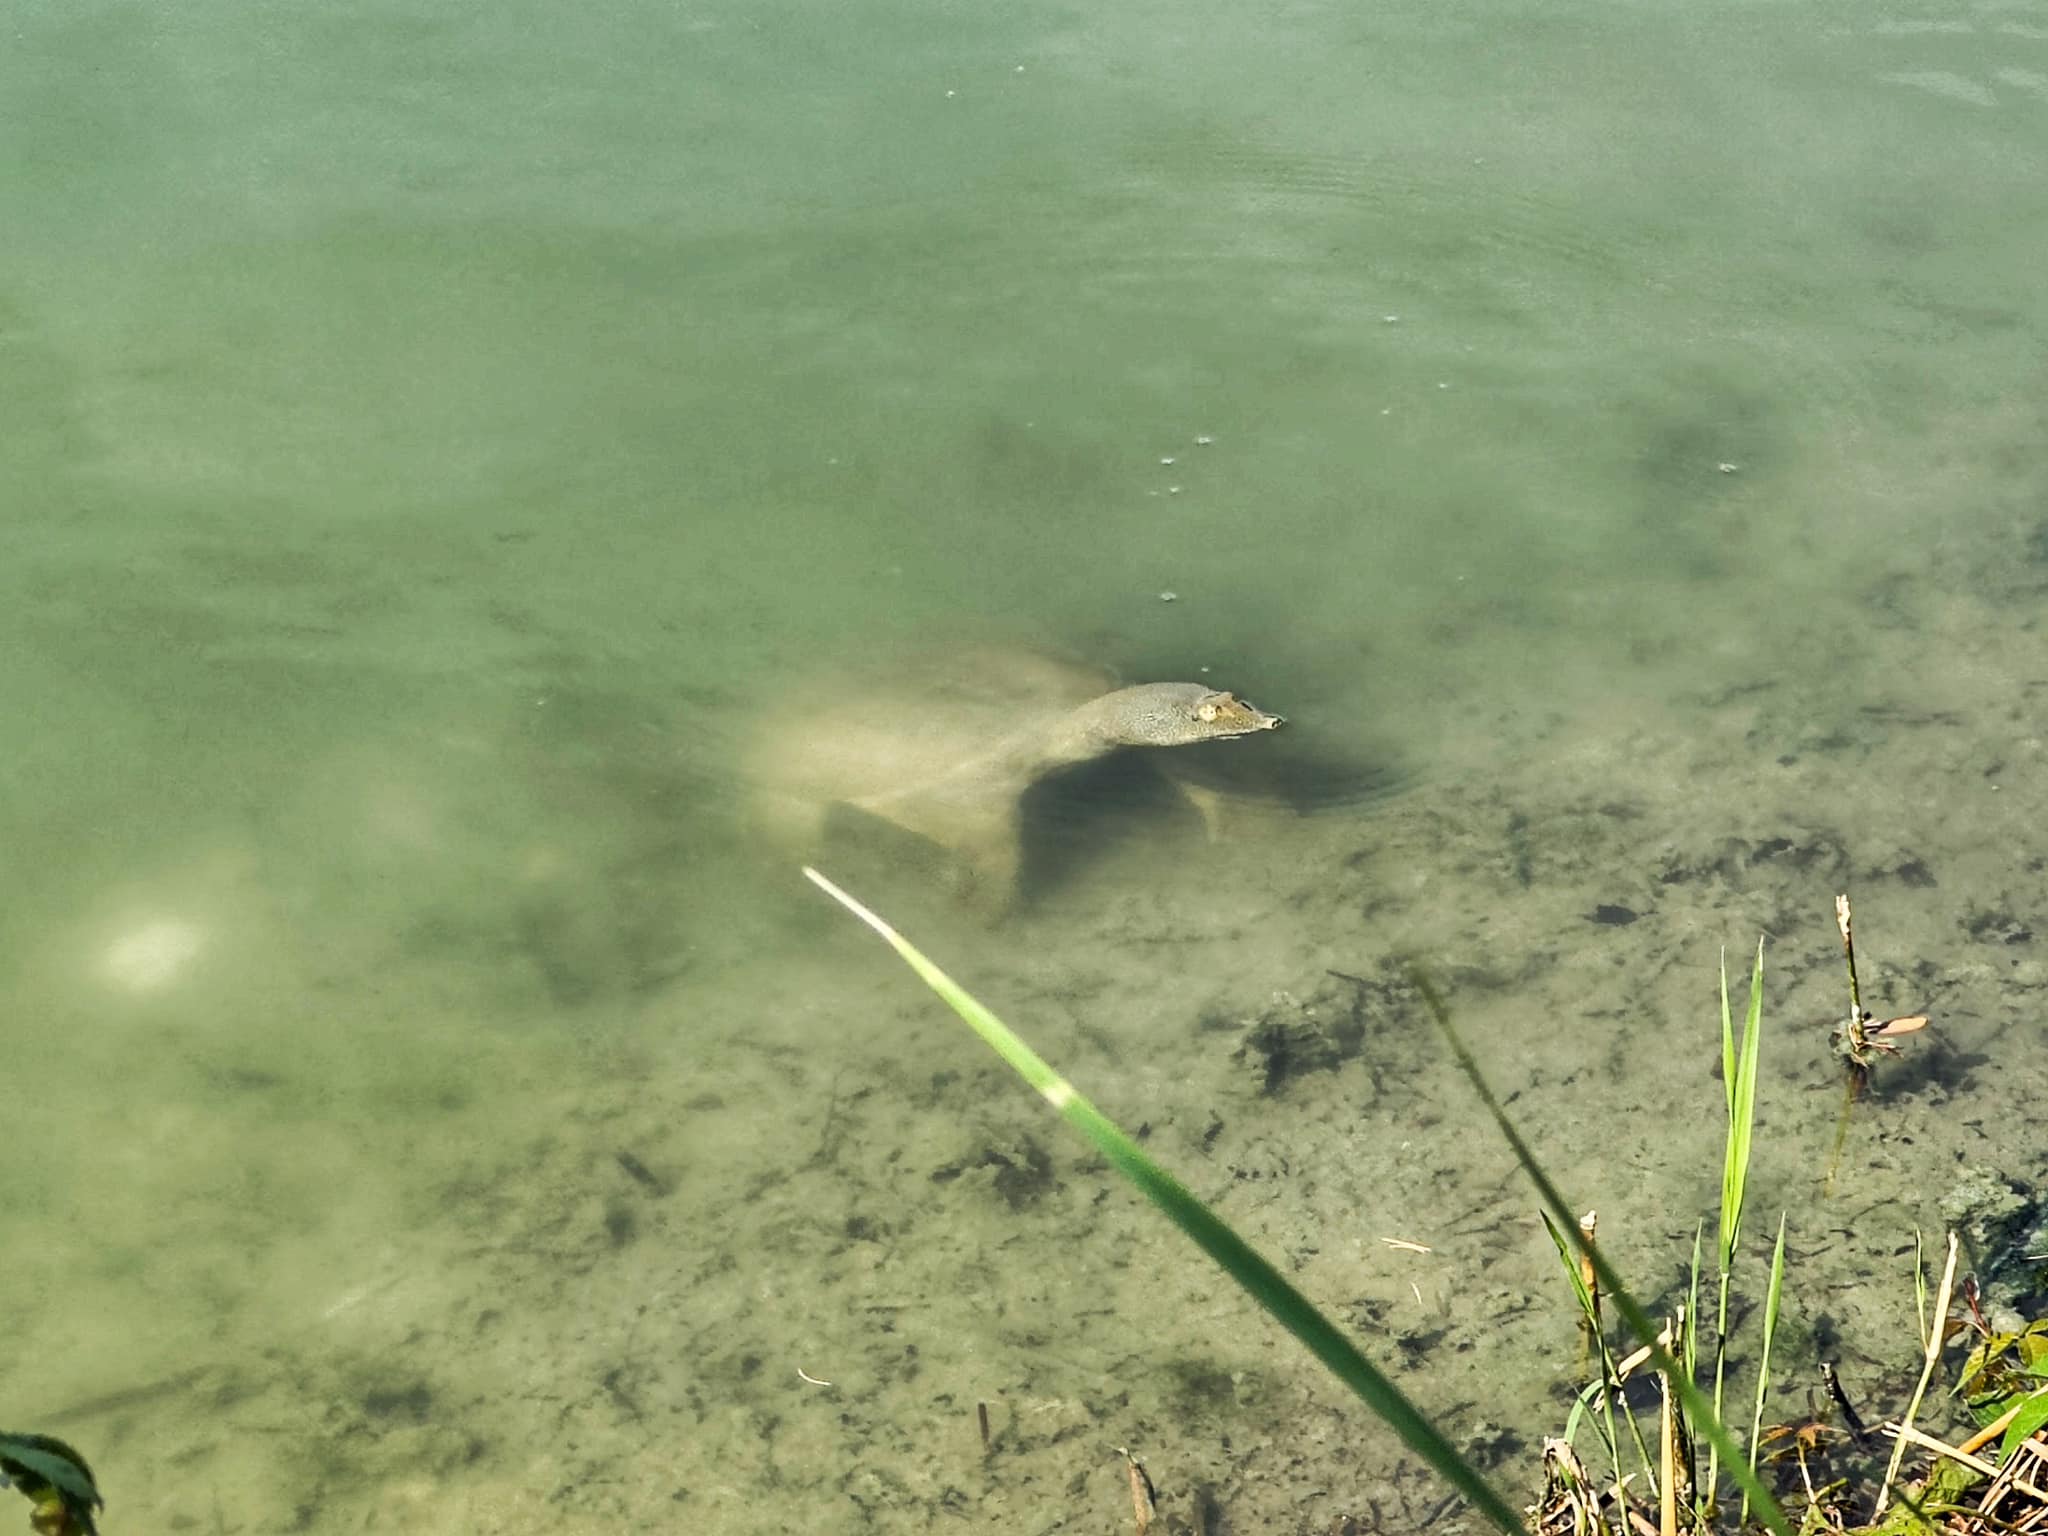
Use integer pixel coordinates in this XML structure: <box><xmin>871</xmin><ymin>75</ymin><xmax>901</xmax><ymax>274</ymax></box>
<box><xmin>746</xmin><ymin>646</ymin><xmax>1283</xmax><ymax>910</ymax></box>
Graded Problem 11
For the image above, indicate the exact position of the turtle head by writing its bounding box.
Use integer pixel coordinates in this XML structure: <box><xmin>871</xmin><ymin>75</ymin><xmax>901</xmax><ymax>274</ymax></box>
<box><xmin>1191</xmin><ymin>688</ymin><xmax>1284</xmax><ymax>738</ymax></box>
<box><xmin>1104</xmin><ymin>682</ymin><xmax>1284</xmax><ymax>748</ymax></box>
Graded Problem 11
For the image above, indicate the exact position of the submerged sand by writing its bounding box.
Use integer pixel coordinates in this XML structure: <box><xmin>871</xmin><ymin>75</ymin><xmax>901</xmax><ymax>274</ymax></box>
<box><xmin>11</xmin><ymin>534</ymin><xmax>2042</xmax><ymax>1534</ymax></box>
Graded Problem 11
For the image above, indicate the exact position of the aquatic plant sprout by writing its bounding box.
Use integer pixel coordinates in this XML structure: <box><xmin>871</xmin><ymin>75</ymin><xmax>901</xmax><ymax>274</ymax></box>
<box><xmin>801</xmin><ymin>866</ymin><xmax>1531</xmax><ymax>1536</ymax></box>
<box><xmin>1409</xmin><ymin>969</ymin><xmax>1794</xmax><ymax>1536</ymax></box>
<box><xmin>1712</xmin><ymin>941</ymin><xmax>1766</xmax><ymax>1513</ymax></box>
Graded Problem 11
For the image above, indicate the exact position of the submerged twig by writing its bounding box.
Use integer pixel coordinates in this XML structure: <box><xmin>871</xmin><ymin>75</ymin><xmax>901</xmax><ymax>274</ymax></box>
<box><xmin>1819</xmin><ymin>1362</ymin><xmax>1869</xmax><ymax>1446</ymax></box>
<box><xmin>1120</xmin><ymin>1447</ymin><xmax>1157</xmax><ymax>1536</ymax></box>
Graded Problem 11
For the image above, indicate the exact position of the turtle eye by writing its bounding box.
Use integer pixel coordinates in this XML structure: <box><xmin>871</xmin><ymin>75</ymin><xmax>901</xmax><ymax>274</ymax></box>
<box><xmin>1196</xmin><ymin>700</ymin><xmax>1219</xmax><ymax>722</ymax></box>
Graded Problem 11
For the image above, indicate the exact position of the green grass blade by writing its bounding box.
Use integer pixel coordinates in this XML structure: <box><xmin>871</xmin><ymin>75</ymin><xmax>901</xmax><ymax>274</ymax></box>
<box><xmin>1410</xmin><ymin>967</ymin><xmax>1795</xmax><ymax>1536</ymax></box>
<box><xmin>2001</xmin><ymin>1386</ymin><xmax>2048</xmax><ymax>1460</ymax></box>
<box><xmin>1719</xmin><ymin>938</ymin><xmax>1765</xmax><ymax>1270</ymax></box>
<box><xmin>1560</xmin><ymin>1375</ymin><xmax>1603</xmax><ymax>1447</ymax></box>
<box><xmin>1743</xmin><ymin>1213</ymin><xmax>1789</xmax><ymax>1525</ymax></box>
<box><xmin>1684</xmin><ymin>1222</ymin><xmax>1703</xmax><ymax>1387</ymax></box>
<box><xmin>806</xmin><ymin>869</ymin><xmax>1530</xmax><ymax>1536</ymax></box>
<box><xmin>1544</xmin><ymin>1210</ymin><xmax>1663</xmax><ymax>1501</ymax></box>
<box><xmin>1709</xmin><ymin>939</ymin><xmax>1765</xmax><ymax>1507</ymax></box>
<box><xmin>1541</xmin><ymin>1211</ymin><xmax>1599</xmax><ymax>1330</ymax></box>
<box><xmin>1719</xmin><ymin>946</ymin><xmax>1736</xmax><ymax>1122</ymax></box>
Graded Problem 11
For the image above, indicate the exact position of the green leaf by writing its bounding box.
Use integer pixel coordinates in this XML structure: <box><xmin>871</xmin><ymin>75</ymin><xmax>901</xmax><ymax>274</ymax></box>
<box><xmin>0</xmin><ymin>1432</ymin><xmax>101</xmax><ymax>1525</ymax></box>
<box><xmin>2002</xmin><ymin>1386</ymin><xmax>2048</xmax><ymax>1460</ymax></box>
<box><xmin>1719</xmin><ymin>947</ymin><xmax>1736</xmax><ymax>1122</ymax></box>
<box><xmin>1541</xmin><ymin>1210</ymin><xmax>1599</xmax><ymax>1331</ymax></box>
<box><xmin>1411</xmin><ymin>967</ymin><xmax>1795</xmax><ymax>1536</ymax></box>
<box><xmin>1684</xmin><ymin>1222</ymin><xmax>1703</xmax><ymax>1386</ymax></box>
<box><xmin>1719</xmin><ymin>939</ymin><xmax>1765</xmax><ymax>1272</ymax></box>
<box><xmin>1561</xmin><ymin>1374</ymin><xmax>1605</xmax><ymax>1447</ymax></box>
<box><xmin>1743</xmin><ymin>1213</ymin><xmax>1789</xmax><ymax>1524</ymax></box>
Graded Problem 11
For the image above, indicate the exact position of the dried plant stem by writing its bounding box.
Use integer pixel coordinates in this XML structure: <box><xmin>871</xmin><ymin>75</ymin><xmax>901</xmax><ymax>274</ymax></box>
<box><xmin>1121</xmin><ymin>1448</ymin><xmax>1156</xmax><ymax>1535</ymax></box>
<box><xmin>1886</xmin><ymin>1423</ymin><xmax>2048</xmax><ymax>1502</ymax></box>
<box><xmin>1826</xmin><ymin>895</ymin><xmax>1862</xmax><ymax>1195</ymax></box>
<box><xmin>1876</xmin><ymin>1230</ymin><xmax>1960</xmax><ymax>1518</ymax></box>
<box><xmin>1956</xmin><ymin>1397</ymin><xmax>2030</xmax><ymax>1459</ymax></box>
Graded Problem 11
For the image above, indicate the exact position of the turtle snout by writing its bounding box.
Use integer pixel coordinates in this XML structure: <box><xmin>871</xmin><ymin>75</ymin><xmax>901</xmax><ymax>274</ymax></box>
<box><xmin>1199</xmin><ymin>691</ymin><xmax>1284</xmax><ymax>735</ymax></box>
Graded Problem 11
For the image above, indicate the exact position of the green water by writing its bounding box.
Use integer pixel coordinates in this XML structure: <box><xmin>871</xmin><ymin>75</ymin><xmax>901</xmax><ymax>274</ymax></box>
<box><xmin>5</xmin><ymin>1</ymin><xmax>2045</xmax><ymax>1530</ymax></box>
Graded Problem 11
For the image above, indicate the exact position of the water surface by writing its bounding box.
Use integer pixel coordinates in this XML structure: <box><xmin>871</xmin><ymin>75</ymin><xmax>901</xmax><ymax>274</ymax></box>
<box><xmin>4</xmin><ymin>0</ymin><xmax>2045</xmax><ymax>1529</ymax></box>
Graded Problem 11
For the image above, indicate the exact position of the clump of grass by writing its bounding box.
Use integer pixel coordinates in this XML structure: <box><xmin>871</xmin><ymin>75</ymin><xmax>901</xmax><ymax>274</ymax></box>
<box><xmin>1411</xmin><ymin>962</ymin><xmax>1794</xmax><ymax>1536</ymax></box>
<box><xmin>807</xmin><ymin>868</ymin><xmax>2048</xmax><ymax>1535</ymax></box>
<box><xmin>1514</xmin><ymin>942</ymin><xmax>1791</xmax><ymax>1536</ymax></box>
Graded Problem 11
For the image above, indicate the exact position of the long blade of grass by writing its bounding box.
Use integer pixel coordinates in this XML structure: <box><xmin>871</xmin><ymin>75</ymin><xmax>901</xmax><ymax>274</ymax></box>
<box><xmin>1741</xmin><ymin>1213</ymin><xmax>1788</xmax><ymax>1525</ymax></box>
<box><xmin>805</xmin><ymin>868</ymin><xmax>1530</xmax><ymax>1536</ymax></box>
<box><xmin>1684</xmin><ymin>1223</ymin><xmax>1703</xmax><ymax>1390</ymax></box>
<box><xmin>1710</xmin><ymin>938</ymin><xmax>1766</xmax><ymax>1504</ymax></box>
<box><xmin>1542</xmin><ymin>1211</ymin><xmax>1600</xmax><ymax>1329</ymax></box>
<box><xmin>1683</xmin><ymin>1222</ymin><xmax>1707</xmax><ymax>1529</ymax></box>
<box><xmin>1720</xmin><ymin>939</ymin><xmax>1766</xmax><ymax>1269</ymax></box>
<box><xmin>1719</xmin><ymin>947</ymin><xmax>1736</xmax><ymax>1122</ymax></box>
<box><xmin>1410</xmin><ymin>967</ymin><xmax>1795</xmax><ymax>1536</ymax></box>
<box><xmin>1560</xmin><ymin>1375</ymin><xmax>1603</xmax><ymax>1447</ymax></box>
<box><xmin>1544</xmin><ymin>1213</ymin><xmax>1654</xmax><ymax>1499</ymax></box>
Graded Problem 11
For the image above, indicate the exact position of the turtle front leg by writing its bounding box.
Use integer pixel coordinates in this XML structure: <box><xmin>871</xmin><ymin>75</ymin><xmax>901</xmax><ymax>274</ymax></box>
<box><xmin>1166</xmin><ymin>776</ymin><xmax>1230</xmax><ymax>841</ymax></box>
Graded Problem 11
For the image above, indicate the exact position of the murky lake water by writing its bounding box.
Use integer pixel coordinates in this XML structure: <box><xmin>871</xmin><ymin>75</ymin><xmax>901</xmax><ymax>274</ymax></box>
<box><xmin>4</xmin><ymin>1</ymin><xmax>2044</xmax><ymax>1530</ymax></box>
